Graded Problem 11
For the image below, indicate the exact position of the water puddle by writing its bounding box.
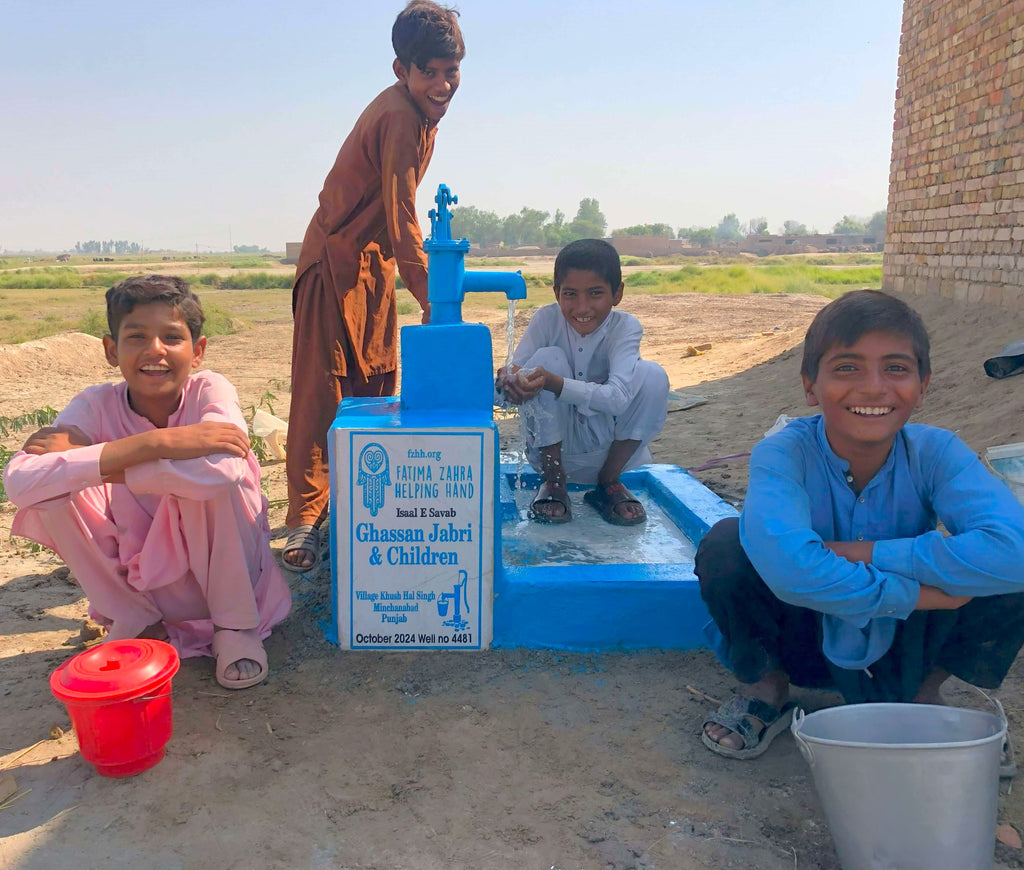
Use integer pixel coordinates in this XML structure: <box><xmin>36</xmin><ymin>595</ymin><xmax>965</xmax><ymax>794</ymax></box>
<box><xmin>494</xmin><ymin>298</ymin><xmax>694</xmax><ymax>567</ymax></box>
<box><xmin>501</xmin><ymin>484</ymin><xmax>695</xmax><ymax>566</ymax></box>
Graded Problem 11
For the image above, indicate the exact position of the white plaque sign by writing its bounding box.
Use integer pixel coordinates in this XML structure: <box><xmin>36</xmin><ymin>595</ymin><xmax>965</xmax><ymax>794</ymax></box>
<box><xmin>333</xmin><ymin>428</ymin><xmax>495</xmax><ymax>650</ymax></box>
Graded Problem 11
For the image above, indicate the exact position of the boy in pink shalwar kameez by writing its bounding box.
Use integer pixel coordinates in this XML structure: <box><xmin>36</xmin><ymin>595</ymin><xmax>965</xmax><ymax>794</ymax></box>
<box><xmin>2</xmin><ymin>275</ymin><xmax>290</xmax><ymax>689</ymax></box>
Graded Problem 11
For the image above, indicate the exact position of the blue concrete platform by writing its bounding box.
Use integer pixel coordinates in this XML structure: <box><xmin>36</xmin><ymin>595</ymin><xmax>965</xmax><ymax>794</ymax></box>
<box><xmin>493</xmin><ymin>464</ymin><xmax>738</xmax><ymax>651</ymax></box>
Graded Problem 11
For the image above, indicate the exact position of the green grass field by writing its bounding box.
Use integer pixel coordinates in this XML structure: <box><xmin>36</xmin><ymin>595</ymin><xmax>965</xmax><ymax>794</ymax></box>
<box><xmin>0</xmin><ymin>252</ymin><xmax>883</xmax><ymax>344</ymax></box>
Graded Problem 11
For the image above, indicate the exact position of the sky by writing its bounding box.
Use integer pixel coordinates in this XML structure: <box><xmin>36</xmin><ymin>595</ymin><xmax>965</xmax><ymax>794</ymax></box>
<box><xmin>2</xmin><ymin>0</ymin><xmax>904</xmax><ymax>253</ymax></box>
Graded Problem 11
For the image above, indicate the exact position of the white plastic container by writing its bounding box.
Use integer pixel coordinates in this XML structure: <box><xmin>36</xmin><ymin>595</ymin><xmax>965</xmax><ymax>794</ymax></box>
<box><xmin>984</xmin><ymin>442</ymin><xmax>1024</xmax><ymax>506</ymax></box>
<box><xmin>251</xmin><ymin>409</ymin><xmax>288</xmax><ymax>460</ymax></box>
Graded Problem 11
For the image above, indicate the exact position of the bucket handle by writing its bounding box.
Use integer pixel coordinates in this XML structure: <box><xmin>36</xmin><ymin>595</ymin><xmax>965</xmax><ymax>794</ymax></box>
<box><xmin>139</xmin><ymin>691</ymin><xmax>173</xmax><ymax>701</ymax></box>
<box><xmin>790</xmin><ymin>707</ymin><xmax>814</xmax><ymax>767</ymax></box>
<box><xmin>971</xmin><ymin>685</ymin><xmax>1009</xmax><ymax>734</ymax></box>
<box><xmin>790</xmin><ymin>692</ymin><xmax>1007</xmax><ymax>771</ymax></box>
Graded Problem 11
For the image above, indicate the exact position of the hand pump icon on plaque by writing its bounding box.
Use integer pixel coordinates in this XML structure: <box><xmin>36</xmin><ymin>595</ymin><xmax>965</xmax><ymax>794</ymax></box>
<box><xmin>437</xmin><ymin>570</ymin><xmax>470</xmax><ymax>630</ymax></box>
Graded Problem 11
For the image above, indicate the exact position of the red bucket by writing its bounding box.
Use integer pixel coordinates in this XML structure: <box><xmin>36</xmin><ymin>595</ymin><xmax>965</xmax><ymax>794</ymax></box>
<box><xmin>50</xmin><ymin>639</ymin><xmax>180</xmax><ymax>777</ymax></box>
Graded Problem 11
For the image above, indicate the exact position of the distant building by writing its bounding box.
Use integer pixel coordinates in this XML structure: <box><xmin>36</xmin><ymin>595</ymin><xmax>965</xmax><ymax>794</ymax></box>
<box><xmin>607</xmin><ymin>236</ymin><xmax>686</xmax><ymax>258</ymax></box>
<box><xmin>284</xmin><ymin>242</ymin><xmax>302</xmax><ymax>265</ymax></box>
<box><xmin>737</xmin><ymin>234</ymin><xmax>882</xmax><ymax>256</ymax></box>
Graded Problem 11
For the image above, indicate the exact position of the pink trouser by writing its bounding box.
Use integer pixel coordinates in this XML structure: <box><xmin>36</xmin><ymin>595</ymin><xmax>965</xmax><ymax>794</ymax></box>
<box><xmin>29</xmin><ymin>483</ymin><xmax>291</xmax><ymax>658</ymax></box>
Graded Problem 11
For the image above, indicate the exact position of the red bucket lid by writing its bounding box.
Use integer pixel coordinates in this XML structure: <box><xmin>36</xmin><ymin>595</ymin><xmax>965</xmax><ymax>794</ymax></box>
<box><xmin>50</xmin><ymin>639</ymin><xmax>180</xmax><ymax>703</ymax></box>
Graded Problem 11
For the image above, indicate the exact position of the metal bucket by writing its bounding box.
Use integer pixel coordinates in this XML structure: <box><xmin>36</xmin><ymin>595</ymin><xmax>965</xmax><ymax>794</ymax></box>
<box><xmin>791</xmin><ymin>703</ymin><xmax>1004</xmax><ymax>870</ymax></box>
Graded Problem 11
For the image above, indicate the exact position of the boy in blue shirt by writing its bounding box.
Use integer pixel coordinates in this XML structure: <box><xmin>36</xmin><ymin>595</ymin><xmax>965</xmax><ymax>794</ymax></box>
<box><xmin>697</xmin><ymin>290</ymin><xmax>1024</xmax><ymax>759</ymax></box>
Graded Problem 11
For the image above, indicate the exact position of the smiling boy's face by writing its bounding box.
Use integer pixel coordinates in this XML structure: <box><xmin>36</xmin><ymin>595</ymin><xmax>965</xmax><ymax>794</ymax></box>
<box><xmin>102</xmin><ymin>301</ymin><xmax>205</xmax><ymax>424</ymax></box>
<box><xmin>555</xmin><ymin>268</ymin><xmax>624</xmax><ymax>337</ymax></box>
<box><xmin>394</xmin><ymin>56</ymin><xmax>461</xmax><ymax>123</ymax></box>
<box><xmin>802</xmin><ymin>329</ymin><xmax>929</xmax><ymax>459</ymax></box>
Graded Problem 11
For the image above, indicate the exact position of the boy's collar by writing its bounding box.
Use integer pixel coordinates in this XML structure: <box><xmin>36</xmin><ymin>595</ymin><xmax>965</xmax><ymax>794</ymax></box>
<box><xmin>393</xmin><ymin>82</ymin><xmax>437</xmax><ymax>129</ymax></box>
<box><xmin>562</xmin><ymin>307</ymin><xmax>614</xmax><ymax>339</ymax></box>
<box><xmin>813</xmin><ymin>414</ymin><xmax>900</xmax><ymax>482</ymax></box>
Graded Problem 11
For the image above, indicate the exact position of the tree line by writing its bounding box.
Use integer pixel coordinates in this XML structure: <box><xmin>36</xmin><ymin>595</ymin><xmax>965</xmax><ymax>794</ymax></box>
<box><xmin>74</xmin><ymin>239</ymin><xmax>142</xmax><ymax>255</ymax></box>
<box><xmin>450</xmin><ymin>200</ymin><xmax>887</xmax><ymax>247</ymax></box>
<box><xmin>450</xmin><ymin>198</ymin><xmax>608</xmax><ymax>248</ymax></box>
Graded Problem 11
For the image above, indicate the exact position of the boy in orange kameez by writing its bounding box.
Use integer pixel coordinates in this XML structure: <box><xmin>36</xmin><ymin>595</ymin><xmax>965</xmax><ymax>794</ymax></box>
<box><xmin>284</xmin><ymin>1</ymin><xmax>465</xmax><ymax>570</ymax></box>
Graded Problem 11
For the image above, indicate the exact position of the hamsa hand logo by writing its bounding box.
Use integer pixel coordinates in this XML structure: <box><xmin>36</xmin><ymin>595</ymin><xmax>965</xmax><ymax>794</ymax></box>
<box><xmin>357</xmin><ymin>443</ymin><xmax>390</xmax><ymax>517</ymax></box>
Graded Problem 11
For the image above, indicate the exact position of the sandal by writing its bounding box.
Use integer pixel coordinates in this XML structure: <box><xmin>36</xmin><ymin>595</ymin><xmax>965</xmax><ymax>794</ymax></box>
<box><xmin>282</xmin><ymin>523</ymin><xmax>320</xmax><ymax>574</ymax></box>
<box><xmin>583</xmin><ymin>482</ymin><xmax>646</xmax><ymax>526</ymax></box>
<box><xmin>212</xmin><ymin>628</ymin><xmax>268</xmax><ymax>690</ymax></box>
<box><xmin>701</xmin><ymin>696</ymin><xmax>797</xmax><ymax>760</ymax></box>
<box><xmin>529</xmin><ymin>481</ymin><xmax>572</xmax><ymax>524</ymax></box>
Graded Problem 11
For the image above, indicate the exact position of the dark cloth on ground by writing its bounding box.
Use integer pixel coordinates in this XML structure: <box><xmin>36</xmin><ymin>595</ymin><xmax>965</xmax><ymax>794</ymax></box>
<box><xmin>984</xmin><ymin>339</ymin><xmax>1024</xmax><ymax>379</ymax></box>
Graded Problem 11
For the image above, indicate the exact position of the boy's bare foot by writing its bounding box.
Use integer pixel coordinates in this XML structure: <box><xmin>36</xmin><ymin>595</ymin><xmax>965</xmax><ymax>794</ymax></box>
<box><xmin>213</xmin><ymin>628</ymin><xmax>268</xmax><ymax>689</ymax></box>
<box><xmin>529</xmin><ymin>480</ymin><xmax>572</xmax><ymax>523</ymax></box>
<box><xmin>220</xmin><ymin>656</ymin><xmax>264</xmax><ymax>682</ymax></box>
<box><xmin>585</xmin><ymin>481</ymin><xmax>646</xmax><ymax>525</ymax></box>
<box><xmin>282</xmin><ymin>524</ymin><xmax>320</xmax><ymax>572</ymax></box>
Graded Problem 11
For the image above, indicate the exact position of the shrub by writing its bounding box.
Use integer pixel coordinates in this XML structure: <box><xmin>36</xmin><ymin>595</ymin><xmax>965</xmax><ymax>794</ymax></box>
<box><xmin>203</xmin><ymin>304</ymin><xmax>237</xmax><ymax>336</ymax></box>
<box><xmin>216</xmin><ymin>272</ymin><xmax>292</xmax><ymax>290</ymax></box>
<box><xmin>0</xmin><ymin>267</ymin><xmax>80</xmax><ymax>289</ymax></box>
<box><xmin>77</xmin><ymin>309</ymin><xmax>108</xmax><ymax>337</ymax></box>
<box><xmin>626</xmin><ymin>272</ymin><xmax>660</xmax><ymax>286</ymax></box>
<box><xmin>81</xmin><ymin>271</ymin><xmax>130</xmax><ymax>288</ymax></box>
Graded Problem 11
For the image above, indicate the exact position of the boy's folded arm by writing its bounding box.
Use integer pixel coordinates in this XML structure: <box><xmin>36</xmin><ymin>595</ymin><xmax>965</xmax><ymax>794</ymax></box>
<box><xmin>125</xmin><ymin>452</ymin><xmax>248</xmax><ymax>499</ymax></box>
<box><xmin>871</xmin><ymin>445</ymin><xmax>1024</xmax><ymax>597</ymax></box>
<box><xmin>123</xmin><ymin>385</ymin><xmax>252</xmax><ymax>498</ymax></box>
<box><xmin>557</xmin><ymin>377</ymin><xmax>632</xmax><ymax>415</ymax></box>
<box><xmin>4</xmin><ymin>392</ymin><xmax>116</xmax><ymax>507</ymax></box>
<box><xmin>2</xmin><ymin>443</ymin><xmax>106</xmax><ymax>508</ymax></box>
<box><xmin>557</xmin><ymin>325</ymin><xmax>642</xmax><ymax>415</ymax></box>
<box><xmin>741</xmin><ymin>447</ymin><xmax>919</xmax><ymax>624</ymax></box>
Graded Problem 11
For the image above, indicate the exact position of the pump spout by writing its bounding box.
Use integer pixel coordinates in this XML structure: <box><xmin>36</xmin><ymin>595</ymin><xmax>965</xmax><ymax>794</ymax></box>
<box><xmin>462</xmin><ymin>270</ymin><xmax>527</xmax><ymax>301</ymax></box>
<box><xmin>422</xmin><ymin>182</ymin><xmax>528</xmax><ymax>325</ymax></box>
<box><xmin>429</xmin><ymin>268</ymin><xmax>527</xmax><ymax>325</ymax></box>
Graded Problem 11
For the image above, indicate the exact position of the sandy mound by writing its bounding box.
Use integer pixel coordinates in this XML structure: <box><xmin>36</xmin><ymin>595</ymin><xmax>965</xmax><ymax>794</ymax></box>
<box><xmin>0</xmin><ymin>333</ymin><xmax>117</xmax><ymax>417</ymax></box>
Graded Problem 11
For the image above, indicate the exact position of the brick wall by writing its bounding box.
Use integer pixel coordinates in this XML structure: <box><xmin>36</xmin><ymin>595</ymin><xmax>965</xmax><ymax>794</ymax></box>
<box><xmin>883</xmin><ymin>0</ymin><xmax>1024</xmax><ymax>307</ymax></box>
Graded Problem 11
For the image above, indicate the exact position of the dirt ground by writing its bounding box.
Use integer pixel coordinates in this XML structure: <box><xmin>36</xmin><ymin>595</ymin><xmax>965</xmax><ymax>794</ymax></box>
<box><xmin>4</xmin><ymin>283</ymin><xmax>1024</xmax><ymax>869</ymax></box>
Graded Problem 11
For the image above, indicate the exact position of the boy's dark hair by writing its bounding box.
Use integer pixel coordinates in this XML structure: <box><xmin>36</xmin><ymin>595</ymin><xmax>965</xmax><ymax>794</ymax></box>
<box><xmin>801</xmin><ymin>289</ymin><xmax>931</xmax><ymax>380</ymax></box>
<box><xmin>106</xmin><ymin>275</ymin><xmax>205</xmax><ymax>341</ymax></box>
<box><xmin>392</xmin><ymin>1</ymin><xmax>465</xmax><ymax>70</ymax></box>
<box><xmin>553</xmin><ymin>239</ymin><xmax>622</xmax><ymax>293</ymax></box>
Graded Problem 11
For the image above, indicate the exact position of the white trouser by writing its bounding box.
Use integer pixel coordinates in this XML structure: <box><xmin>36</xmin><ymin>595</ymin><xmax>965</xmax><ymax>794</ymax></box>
<box><xmin>518</xmin><ymin>346</ymin><xmax>669</xmax><ymax>484</ymax></box>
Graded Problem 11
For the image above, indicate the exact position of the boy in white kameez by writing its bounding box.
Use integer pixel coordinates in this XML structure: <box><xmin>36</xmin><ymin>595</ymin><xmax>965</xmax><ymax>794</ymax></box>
<box><xmin>496</xmin><ymin>239</ymin><xmax>668</xmax><ymax>525</ymax></box>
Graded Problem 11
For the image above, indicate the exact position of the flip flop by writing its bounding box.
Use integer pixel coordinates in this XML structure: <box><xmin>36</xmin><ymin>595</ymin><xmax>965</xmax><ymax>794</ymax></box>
<box><xmin>212</xmin><ymin>628</ymin><xmax>268</xmax><ymax>690</ymax></box>
<box><xmin>281</xmin><ymin>523</ymin><xmax>320</xmax><ymax>574</ymax></box>
<box><xmin>583</xmin><ymin>482</ymin><xmax>646</xmax><ymax>526</ymax></box>
<box><xmin>529</xmin><ymin>481</ymin><xmax>572</xmax><ymax>524</ymax></box>
<box><xmin>701</xmin><ymin>696</ymin><xmax>797</xmax><ymax>760</ymax></box>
